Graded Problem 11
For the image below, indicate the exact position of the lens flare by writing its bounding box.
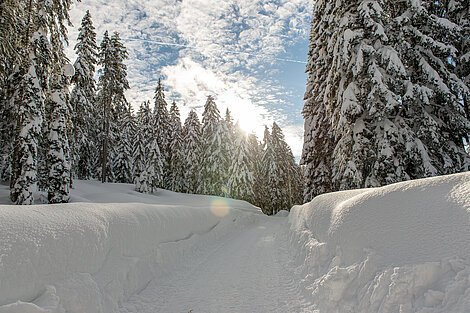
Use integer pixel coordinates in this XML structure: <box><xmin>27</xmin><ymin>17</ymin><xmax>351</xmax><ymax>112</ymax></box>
<box><xmin>210</xmin><ymin>199</ymin><xmax>230</xmax><ymax>217</ymax></box>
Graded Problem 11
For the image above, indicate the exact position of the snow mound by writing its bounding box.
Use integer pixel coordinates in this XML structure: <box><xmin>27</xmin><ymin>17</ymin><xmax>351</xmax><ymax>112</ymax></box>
<box><xmin>289</xmin><ymin>172</ymin><xmax>470</xmax><ymax>313</ymax></box>
<box><xmin>0</xmin><ymin>181</ymin><xmax>260</xmax><ymax>313</ymax></box>
<box><xmin>275</xmin><ymin>209</ymin><xmax>290</xmax><ymax>217</ymax></box>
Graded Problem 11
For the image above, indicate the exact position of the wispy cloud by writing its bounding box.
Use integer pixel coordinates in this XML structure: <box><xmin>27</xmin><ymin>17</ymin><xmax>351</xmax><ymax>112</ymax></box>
<box><xmin>66</xmin><ymin>0</ymin><xmax>312</xmax><ymax>157</ymax></box>
<box><xmin>161</xmin><ymin>57</ymin><xmax>274</xmax><ymax>138</ymax></box>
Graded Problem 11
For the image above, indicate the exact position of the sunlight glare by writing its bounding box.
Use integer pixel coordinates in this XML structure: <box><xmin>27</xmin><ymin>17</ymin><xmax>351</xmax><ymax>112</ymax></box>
<box><xmin>210</xmin><ymin>199</ymin><xmax>231</xmax><ymax>217</ymax></box>
<box><xmin>238</xmin><ymin>114</ymin><xmax>264</xmax><ymax>137</ymax></box>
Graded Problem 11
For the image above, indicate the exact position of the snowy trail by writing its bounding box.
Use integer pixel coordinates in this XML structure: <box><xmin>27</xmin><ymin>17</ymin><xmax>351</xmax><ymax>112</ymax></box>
<box><xmin>119</xmin><ymin>216</ymin><xmax>313</xmax><ymax>313</ymax></box>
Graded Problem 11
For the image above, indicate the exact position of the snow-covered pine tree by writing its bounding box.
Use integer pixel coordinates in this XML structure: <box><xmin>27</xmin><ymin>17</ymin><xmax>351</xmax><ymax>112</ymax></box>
<box><xmin>70</xmin><ymin>10</ymin><xmax>98</xmax><ymax>180</ymax></box>
<box><xmin>259</xmin><ymin>123</ymin><xmax>302</xmax><ymax>214</ymax></box>
<box><xmin>0</xmin><ymin>84</ymin><xmax>15</xmax><ymax>181</ymax></box>
<box><xmin>108</xmin><ymin>32</ymin><xmax>129</xmax><ymax>183</ymax></box>
<box><xmin>0</xmin><ymin>0</ymin><xmax>25</xmax><ymax>182</ymax></box>
<box><xmin>9</xmin><ymin>29</ymin><xmax>51</xmax><ymax>203</ymax></box>
<box><xmin>0</xmin><ymin>0</ymin><xmax>25</xmax><ymax>96</ymax></box>
<box><xmin>182</xmin><ymin>110</ymin><xmax>202</xmax><ymax>194</ymax></box>
<box><xmin>46</xmin><ymin>67</ymin><xmax>72</xmax><ymax>204</ymax></box>
<box><xmin>270</xmin><ymin>122</ymin><xmax>293</xmax><ymax>212</ymax></box>
<box><xmin>0</xmin><ymin>0</ymin><xmax>23</xmax><ymax>81</ymax></box>
<box><xmin>302</xmin><ymin>0</ymin><xmax>470</xmax><ymax>199</ymax></box>
<box><xmin>168</xmin><ymin>101</ymin><xmax>185</xmax><ymax>192</ymax></box>
<box><xmin>135</xmin><ymin>165</ymin><xmax>150</xmax><ymax>193</ymax></box>
<box><xmin>0</xmin><ymin>74</ymin><xmax>17</xmax><ymax>182</ymax></box>
<box><xmin>135</xmin><ymin>132</ymin><xmax>163</xmax><ymax>194</ymax></box>
<box><xmin>367</xmin><ymin>0</ymin><xmax>469</xmax><ymax>182</ymax></box>
<box><xmin>224</xmin><ymin>109</ymin><xmax>235</xmax><ymax>147</ymax></box>
<box><xmin>109</xmin><ymin>32</ymin><xmax>129</xmax><ymax>115</ymax></box>
<box><xmin>97</xmin><ymin>31</ymin><xmax>129</xmax><ymax>183</ymax></box>
<box><xmin>450</xmin><ymin>1</ymin><xmax>469</xmax><ymax>125</ymax></box>
<box><xmin>9</xmin><ymin>0</ymin><xmax>74</xmax><ymax>204</ymax></box>
<box><xmin>449</xmin><ymin>1</ymin><xmax>469</xmax><ymax>125</ymax></box>
<box><xmin>34</xmin><ymin>27</ymin><xmax>55</xmax><ymax>194</ymax></box>
<box><xmin>272</xmin><ymin>123</ymin><xmax>303</xmax><ymax>208</ymax></box>
<box><xmin>260</xmin><ymin>126</ymin><xmax>277</xmax><ymax>215</ymax></box>
<box><xmin>247</xmin><ymin>132</ymin><xmax>265</xmax><ymax>208</ymax></box>
<box><xmin>227</xmin><ymin>124</ymin><xmax>254</xmax><ymax>201</ymax></box>
<box><xmin>44</xmin><ymin>11</ymin><xmax>77</xmax><ymax>202</ymax></box>
<box><xmin>199</xmin><ymin>96</ymin><xmax>227</xmax><ymax>196</ymax></box>
<box><xmin>314</xmin><ymin>0</ymin><xmax>389</xmax><ymax>191</ymax></box>
<box><xmin>113</xmin><ymin>106</ymin><xmax>134</xmax><ymax>183</ymax></box>
<box><xmin>146</xmin><ymin>134</ymin><xmax>164</xmax><ymax>193</ymax></box>
<box><xmin>9</xmin><ymin>63</ymin><xmax>45</xmax><ymax>205</ymax></box>
<box><xmin>153</xmin><ymin>79</ymin><xmax>171</xmax><ymax>188</ymax></box>
<box><xmin>97</xmin><ymin>31</ymin><xmax>112</xmax><ymax>182</ymax></box>
<box><xmin>222</xmin><ymin>108</ymin><xmax>235</xmax><ymax>195</ymax></box>
<box><xmin>134</xmin><ymin>100</ymin><xmax>164</xmax><ymax>193</ymax></box>
<box><xmin>134</xmin><ymin>101</ymin><xmax>151</xmax><ymax>191</ymax></box>
<box><xmin>398</xmin><ymin>0</ymin><xmax>470</xmax><ymax>171</ymax></box>
<box><xmin>300</xmin><ymin>0</ymin><xmax>336</xmax><ymax>201</ymax></box>
<box><xmin>224</xmin><ymin>108</ymin><xmax>234</xmax><ymax>134</ymax></box>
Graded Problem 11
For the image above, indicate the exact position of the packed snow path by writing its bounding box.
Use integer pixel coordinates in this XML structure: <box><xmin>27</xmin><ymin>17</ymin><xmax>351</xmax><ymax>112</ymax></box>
<box><xmin>119</xmin><ymin>216</ymin><xmax>312</xmax><ymax>313</ymax></box>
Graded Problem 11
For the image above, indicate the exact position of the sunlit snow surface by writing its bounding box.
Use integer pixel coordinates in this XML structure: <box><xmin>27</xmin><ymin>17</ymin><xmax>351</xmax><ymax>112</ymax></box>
<box><xmin>289</xmin><ymin>172</ymin><xmax>470</xmax><ymax>312</ymax></box>
<box><xmin>0</xmin><ymin>182</ymin><xmax>265</xmax><ymax>312</ymax></box>
<box><xmin>0</xmin><ymin>173</ymin><xmax>469</xmax><ymax>312</ymax></box>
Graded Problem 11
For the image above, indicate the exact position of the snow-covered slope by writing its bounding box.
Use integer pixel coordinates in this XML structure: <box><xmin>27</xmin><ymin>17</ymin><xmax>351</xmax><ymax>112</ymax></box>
<box><xmin>1</xmin><ymin>173</ymin><xmax>469</xmax><ymax>313</ymax></box>
<box><xmin>289</xmin><ymin>172</ymin><xmax>470</xmax><ymax>313</ymax></box>
<box><xmin>0</xmin><ymin>181</ymin><xmax>261</xmax><ymax>313</ymax></box>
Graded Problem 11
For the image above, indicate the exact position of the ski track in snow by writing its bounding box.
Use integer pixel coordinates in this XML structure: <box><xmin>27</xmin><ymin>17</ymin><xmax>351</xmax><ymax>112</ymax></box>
<box><xmin>119</xmin><ymin>216</ymin><xmax>313</xmax><ymax>313</ymax></box>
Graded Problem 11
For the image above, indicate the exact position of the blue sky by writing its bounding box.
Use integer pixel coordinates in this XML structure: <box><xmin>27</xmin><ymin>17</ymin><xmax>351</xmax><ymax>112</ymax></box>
<box><xmin>65</xmin><ymin>0</ymin><xmax>312</xmax><ymax>158</ymax></box>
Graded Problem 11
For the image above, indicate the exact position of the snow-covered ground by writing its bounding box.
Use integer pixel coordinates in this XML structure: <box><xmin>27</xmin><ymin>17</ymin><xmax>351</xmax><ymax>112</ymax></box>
<box><xmin>0</xmin><ymin>172</ymin><xmax>469</xmax><ymax>312</ymax></box>
<box><xmin>0</xmin><ymin>181</ymin><xmax>267</xmax><ymax>312</ymax></box>
<box><xmin>289</xmin><ymin>172</ymin><xmax>470</xmax><ymax>312</ymax></box>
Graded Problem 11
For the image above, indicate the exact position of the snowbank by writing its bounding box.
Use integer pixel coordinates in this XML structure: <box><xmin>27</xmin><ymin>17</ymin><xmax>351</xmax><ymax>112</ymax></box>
<box><xmin>0</xmin><ymin>181</ymin><xmax>260</xmax><ymax>313</ymax></box>
<box><xmin>289</xmin><ymin>172</ymin><xmax>470</xmax><ymax>312</ymax></box>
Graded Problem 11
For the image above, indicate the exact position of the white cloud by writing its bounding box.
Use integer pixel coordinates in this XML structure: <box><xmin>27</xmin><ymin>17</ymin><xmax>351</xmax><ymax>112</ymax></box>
<box><xmin>66</xmin><ymin>0</ymin><xmax>312</xmax><ymax>155</ymax></box>
<box><xmin>162</xmin><ymin>57</ymin><xmax>274</xmax><ymax>139</ymax></box>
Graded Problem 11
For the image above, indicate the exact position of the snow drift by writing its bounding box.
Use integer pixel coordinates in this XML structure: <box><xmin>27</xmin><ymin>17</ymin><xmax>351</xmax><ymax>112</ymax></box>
<box><xmin>1</xmin><ymin>173</ymin><xmax>469</xmax><ymax>312</ymax></box>
<box><xmin>0</xmin><ymin>181</ymin><xmax>260</xmax><ymax>313</ymax></box>
<box><xmin>289</xmin><ymin>172</ymin><xmax>470</xmax><ymax>312</ymax></box>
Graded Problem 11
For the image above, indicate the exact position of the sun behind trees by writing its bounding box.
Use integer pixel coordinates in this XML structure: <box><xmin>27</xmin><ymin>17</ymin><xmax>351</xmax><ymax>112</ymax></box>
<box><xmin>0</xmin><ymin>9</ymin><xmax>303</xmax><ymax>213</ymax></box>
<box><xmin>132</xmin><ymin>91</ymin><xmax>303</xmax><ymax>215</ymax></box>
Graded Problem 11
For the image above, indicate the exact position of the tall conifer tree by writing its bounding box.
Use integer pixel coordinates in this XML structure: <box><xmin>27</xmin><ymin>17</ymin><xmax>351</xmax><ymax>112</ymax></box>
<box><xmin>222</xmin><ymin>108</ymin><xmax>235</xmax><ymax>192</ymax></box>
<box><xmin>271</xmin><ymin>123</ymin><xmax>303</xmax><ymax>208</ymax></box>
<box><xmin>9</xmin><ymin>63</ymin><xmax>45</xmax><ymax>204</ymax></box>
<box><xmin>97</xmin><ymin>31</ymin><xmax>129</xmax><ymax>183</ymax></box>
<box><xmin>247</xmin><ymin>132</ymin><xmax>265</xmax><ymax>208</ymax></box>
<box><xmin>0</xmin><ymin>0</ymin><xmax>24</xmax><ymax>181</ymax></box>
<box><xmin>182</xmin><ymin>110</ymin><xmax>202</xmax><ymax>194</ymax></box>
<box><xmin>46</xmin><ymin>69</ymin><xmax>72</xmax><ymax>203</ymax></box>
<box><xmin>134</xmin><ymin>101</ymin><xmax>152</xmax><ymax>191</ymax></box>
<box><xmin>199</xmin><ymin>96</ymin><xmax>227</xmax><ymax>196</ymax></box>
<box><xmin>70</xmin><ymin>10</ymin><xmax>98</xmax><ymax>180</ymax></box>
<box><xmin>97</xmin><ymin>31</ymin><xmax>112</xmax><ymax>182</ymax></box>
<box><xmin>227</xmin><ymin>124</ymin><xmax>254</xmax><ymax>201</ymax></box>
<box><xmin>114</xmin><ymin>106</ymin><xmax>134</xmax><ymax>183</ymax></box>
<box><xmin>9</xmin><ymin>0</ymin><xmax>73</xmax><ymax>204</ymax></box>
<box><xmin>260</xmin><ymin>126</ymin><xmax>277</xmax><ymax>214</ymax></box>
<box><xmin>146</xmin><ymin>135</ymin><xmax>164</xmax><ymax>193</ymax></box>
<box><xmin>300</xmin><ymin>0</ymin><xmax>335</xmax><ymax>201</ymax></box>
<box><xmin>302</xmin><ymin>0</ymin><xmax>470</xmax><ymax>199</ymax></box>
<box><xmin>153</xmin><ymin>79</ymin><xmax>170</xmax><ymax>188</ymax></box>
<box><xmin>168</xmin><ymin>101</ymin><xmax>185</xmax><ymax>192</ymax></box>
